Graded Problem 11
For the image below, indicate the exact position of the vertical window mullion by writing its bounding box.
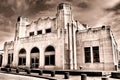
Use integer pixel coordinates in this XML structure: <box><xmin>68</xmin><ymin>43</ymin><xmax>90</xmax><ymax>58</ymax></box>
<box><xmin>33</xmin><ymin>58</ymin><xmax>35</xmax><ymax>67</ymax></box>
<box><xmin>49</xmin><ymin>55</ymin><xmax>50</xmax><ymax>65</ymax></box>
<box><xmin>91</xmin><ymin>47</ymin><xmax>93</xmax><ymax>63</ymax></box>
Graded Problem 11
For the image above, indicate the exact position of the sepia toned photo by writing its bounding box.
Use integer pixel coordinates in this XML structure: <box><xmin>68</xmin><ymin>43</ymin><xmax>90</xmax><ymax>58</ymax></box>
<box><xmin>0</xmin><ymin>0</ymin><xmax>120</xmax><ymax>80</ymax></box>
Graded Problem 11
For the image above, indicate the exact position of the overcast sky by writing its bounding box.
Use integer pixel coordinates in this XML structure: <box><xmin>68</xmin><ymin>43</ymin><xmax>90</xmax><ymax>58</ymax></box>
<box><xmin>0</xmin><ymin>0</ymin><xmax>120</xmax><ymax>49</ymax></box>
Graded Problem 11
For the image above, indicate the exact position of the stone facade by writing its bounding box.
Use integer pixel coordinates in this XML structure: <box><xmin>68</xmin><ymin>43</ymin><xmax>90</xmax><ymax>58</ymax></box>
<box><xmin>1</xmin><ymin>3</ymin><xmax>119</xmax><ymax>71</ymax></box>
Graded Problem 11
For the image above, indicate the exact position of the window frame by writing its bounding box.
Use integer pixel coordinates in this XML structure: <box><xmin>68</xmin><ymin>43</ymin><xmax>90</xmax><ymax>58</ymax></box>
<box><xmin>45</xmin><ymin>46</ymin><xmax>55</xmax><ymax>66</ymax></box>
<box><xmin>84</xmin><ymin>46</ymin><xmax>100</xmax><ymax>63</ymax></box>
<box><xmin>45</xmin><ymin>28</ymin><xmax>51</xmax><ymax>33</ymax></box>
<box><xmin>18</xmin><ymin>57</ymin><xmax>26</xmax><ymax>65</ymax></box>
<box><xmin>92</xmin><ymin>46</ymin><xmax>100</xmax><ymax>63</ymax></box>
<box><xmin>37</xmin><ymin>30</ymin><xmax>42</xmax><ymax>35</ymax></box>
<box><xmin>29</xmin><ymin>32</ymin><xmax>34</xmax><ymax>36</ymax></box>
<box><xmin>45</xmin><ymin>55</ymin><xmax>55</xmax><ymax>65</ymax></box>
<box><xmin>8</xmin><ymin>53</ymin><xmax>13</xmax><ymax>64</ymax></box>
<box><xmin>84</xmin><ymin>47</ymin><xmax>91</xmax><ymax>63</ymax></box>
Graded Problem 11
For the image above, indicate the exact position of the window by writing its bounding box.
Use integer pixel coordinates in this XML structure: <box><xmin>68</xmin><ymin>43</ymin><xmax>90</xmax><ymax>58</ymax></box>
<box><xmin>84</xmin><ymin>47</ymin><xmax>91</xmax><ymax>63</ymax></box>
<box><xmin>45</xmin><ymin>46</ymin><xmax>55</xmax><ymax>65</ymax></box>
<box><xmin>45</xmin><ymin>56</ymin><xmax>49</xmax><ymax>65</ymax></box>
<box><xmin>30</xmin><ymin>47</ymin><xmax>39</xmax><ymax>68</ymax></box>
<box><xmin>45</xmin><ymin>55</ymin><xmax>55</xmax><ymax>65</ymax></box>
<box><xmin>46</xmin><ymin>28</ymin><xmax>51</xmax><ymax>33</ymax></box>
<box><xmin>50</xmin><ymin>55</ymin><xmax>55</xmax><ymax>65</ymax></box>
<box><xmin>19</xmin><ymin>49</ymin><xmax>26</xmax><ymax>54</ymax></box>
<box><xmin>18</xmin><ymin>48</ymin><xmax>26</xmax><ymax>66</ymax></box>
<box><xmin>31</xmin><ymin>57</ymin><xmax>39</xmax><ymax>68</ymax></box>
<box><xmin>84</xmin><ymin>46</ymin><xmax>100</xmax><ymax>63</ymax></box>
<box><xmin>93</xmin><ymin>46</ymin><xmax>100</xmax><ymax>63</ymax></box>
<box><xmin>45</xmin><ymin>46</ymin><xmax>55</xmax><ymax>51</ymax></box>
<box><xmin>8</xmin><ymin>54</ymin><xmax>13</xmax><ymax>64</ymax></box>
<box><xmin>18</xmin><ymin>57</ymin><xmax>26</xmax><ymax>65</ymax></box>
<box><xmin>29</xmin><ymin>32</ymin><xmax>34</xmax><ymax>36</ymax></box>
<box><xmin>18</xmin><ymin>57</ymin><xmax>22</xmax><ymax>65</ymax></box>
<box><xmin>37</xmin><ymin>30</ymin><xmax>42</xmax><ymax>35</ymax></box>
<box><xmin>31</xmin><ymin>47</ymin><xmax>39</xmax><ymax>53</ymax></box>
<box><xmin>59</xmin><ymin>4</ymin><xmax>63</xmax><ymax>9</ymax></box>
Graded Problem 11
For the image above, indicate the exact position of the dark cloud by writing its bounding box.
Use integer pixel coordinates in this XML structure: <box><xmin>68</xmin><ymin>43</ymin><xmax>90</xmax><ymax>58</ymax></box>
<box><xmin>64</xmin><ymin>0</ymin><xmax>73</xmax><ymax>2</ymax></box>
<box><xmin>77</xmin><ymin>2</ymin><xmax>90</xmax><ymax>9</ymax></box>
<box><xmin>24</xmin><ymin>0</ymin><xmax>56</xmax><ymax>16</ymax></box>
<box><xmin>0</xmin><ymin>0</ymin><xmax>14</xmax><ymax>17</ymax></box>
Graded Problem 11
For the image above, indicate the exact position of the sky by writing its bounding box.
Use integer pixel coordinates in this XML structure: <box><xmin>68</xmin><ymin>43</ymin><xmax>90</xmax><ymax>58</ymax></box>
<box><xmin>0</xmin><ymin>0</ymin><xmax>120</xmax><ymax>49</ymax></box>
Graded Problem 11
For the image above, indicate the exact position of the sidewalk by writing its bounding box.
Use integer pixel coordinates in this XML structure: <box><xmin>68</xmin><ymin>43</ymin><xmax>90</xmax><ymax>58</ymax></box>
<box><xmin>0</xmin><ymin>73</ymin><xmax>47</xmax><ymax>80</ymax></box>
<box><xmin>0</xmin><ymin>70</ymin><xmax>120</xmax><ymax>80</ymax></box>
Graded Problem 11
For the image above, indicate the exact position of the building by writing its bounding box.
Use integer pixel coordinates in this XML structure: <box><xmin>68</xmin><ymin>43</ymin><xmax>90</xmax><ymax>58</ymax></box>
<box><xmin>1</xmin><ymin>3</ymin><xmax>119</xmax><ymax>71</ymax></box>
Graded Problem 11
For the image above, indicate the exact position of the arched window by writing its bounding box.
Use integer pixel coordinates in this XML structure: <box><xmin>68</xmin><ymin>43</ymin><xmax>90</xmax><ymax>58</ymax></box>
<box><xmin>31</xmin><ymin>47</ymin><xmax>39</xmax><ymax>53</ymax></box>
<box><xmin>18</xmin><ymin>48</ymin><xmax>26</xmax><ymax>66</ymax></box>
<box><xmin>45</xmin><ymin>45</ymin><xmax>55</xmax><ymax>65</ymax></box>
<box><xmin>19</xmin><ymin>48</ymin><xmax>26</xmax><ymax>54</ymax></box>
<box><xmin>30</xmin><ymin>47</ymin><xmax>39</xmax><ymax>68</ymax></box>
<box><xmin>45</xmin><ymin>46</ymin><xmax>55</xmax><ymax>52</ymax></box>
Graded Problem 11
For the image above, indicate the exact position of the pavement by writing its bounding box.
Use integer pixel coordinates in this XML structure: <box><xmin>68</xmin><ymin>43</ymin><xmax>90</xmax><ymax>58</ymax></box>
<box><xmin>0</xmin><ymin>73</ymin><xmax>47</xmax><ymax>80</ymax></box>
<box><xmin>0</xmin><ymin>72</ymin><xmax>120</xmax><ymax>80</ymax></box>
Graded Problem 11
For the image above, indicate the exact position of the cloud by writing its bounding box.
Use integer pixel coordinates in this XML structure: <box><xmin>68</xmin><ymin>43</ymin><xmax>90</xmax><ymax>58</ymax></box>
<box><xmin>77</xmin><ymin>2</ymin><xmax>90</xmax><ymax>9</ymax></box>
<box><xmin>0</xmin><ymin>0</ymin><xmax>120</xmax><ymax>49</ymax></box>
<box><xmin>105</xmin><ymin>1</ymin><xmax>120</xmax><ymax>14</ymax></box>
<box><xmin>28</xmin><ymin>0</ymin><xmax>55</xmax><ymax>15</ymax></box>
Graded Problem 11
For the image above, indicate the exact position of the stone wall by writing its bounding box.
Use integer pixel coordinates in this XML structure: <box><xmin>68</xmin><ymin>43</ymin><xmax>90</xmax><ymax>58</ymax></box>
<box><xmin>2</xmin><ymin>41</ymin><xmax>14</xmax><ymax>67</ymax></box>
<box><xmin>13</xmin><ymin>32</ymin><xmax>65</xmax><ymax>69</ymax></box>
<box><xmin>76</xmin><ymin>27</ymin><xmax>116</xmax><ymax>70</ymax></box>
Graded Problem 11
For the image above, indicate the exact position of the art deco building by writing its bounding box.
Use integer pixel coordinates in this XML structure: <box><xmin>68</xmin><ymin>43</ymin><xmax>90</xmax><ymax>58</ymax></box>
<box><xmin>1</xmin><ymin>3</ymin><xmax>119</xmax><ymax>71</ymax></box>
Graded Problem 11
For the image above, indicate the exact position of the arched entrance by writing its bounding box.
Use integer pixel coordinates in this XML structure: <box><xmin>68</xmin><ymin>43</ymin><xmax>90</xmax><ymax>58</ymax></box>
<box><xmin>30</xmin><ymin>47</ymin><xmax>39</xmax><ymax>68</ymax></box>
<box><xmin>45</xmin><ymin>45</ymin><xmax>55</xmax><ymax>65</ymax></box>
<box><xmin>18</xmin><ymin>48</ymin><xmax>26</xmax><ymax>66</ymax></box>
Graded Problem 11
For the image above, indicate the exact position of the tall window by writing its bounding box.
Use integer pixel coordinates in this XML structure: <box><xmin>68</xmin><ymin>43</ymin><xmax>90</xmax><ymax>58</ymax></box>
<box><xmin>45</xmin><ymin>55</ymin><xmax>55</xmax><ymax>65</ymax></box>
<box><xmin>45</xmin><ymin>46</ymin><xmax>55</xmax><ymax>65</ymax></box>
<box><xmin>84</xmin><ymin>47</ymin><xmax>91</xmax><ymax>63</ymax></box>
<box><xmin>46</xmin><ymin>28</ymin><xmax>51</xmax><ymax>33</ymax></box>
<box><xmin>30</xmin><ymin>47</ymin><xmax>39</xmax><ymax>68</ymax></box>
<box><xmin>93</xmin><ymin>46</ymin><xmax>100</xmax><ymax>63</ymax></box>
<box><xmin>29</xmin><ymin>32</ymin><xmax>34</xmax><ymax>36</ymax></box>
<box><xmin>84</xmin><ymin>46</ymin><xmax>100</xmax><ymax>63</ymax></box>
<box><xmin>18</xmin><ymin>57</ymin><xmax>26</xmax><ymax>65</ymax></box>
<box><xmin>8</xmin><ymin>54</ymin><xmax>13</xmax><ymax>64</ymax></box>
<box><xmin>18</xmin><ymin>48</ymin><xmax>26</xmax><ymax>66</ymax></box>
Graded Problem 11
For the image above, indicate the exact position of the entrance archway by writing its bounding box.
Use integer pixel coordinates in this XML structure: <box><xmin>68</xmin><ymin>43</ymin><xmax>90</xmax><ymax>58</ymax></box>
<box><xmin>18</xmin><ymin>48</ymin><xmax>26</xmax><ymax>66</ymax></box>
<box><xmin>30</xmin><ymin>47</ymin><xmax>39</xmax><ymax>68</ymax></box>
<box><xmin>45</xmin><ymin>45</ymin><xmax>55</xmax><ymax>65</ymax></box>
